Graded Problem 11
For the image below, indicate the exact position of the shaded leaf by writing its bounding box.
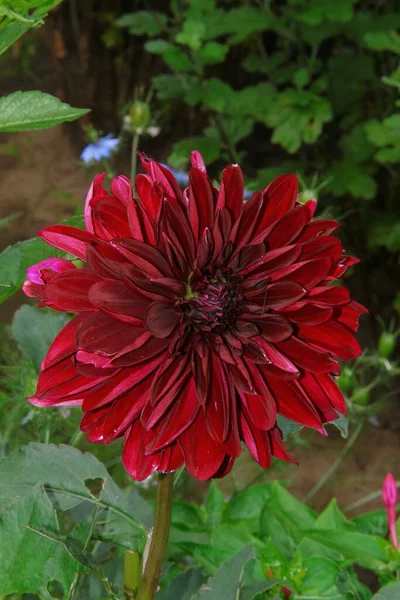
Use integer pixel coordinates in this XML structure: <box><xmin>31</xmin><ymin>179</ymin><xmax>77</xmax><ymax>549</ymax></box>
<box><xmin>12</xmin><ymin>306</ymin><xmax>69</xmax><ymax>371</ymax></box>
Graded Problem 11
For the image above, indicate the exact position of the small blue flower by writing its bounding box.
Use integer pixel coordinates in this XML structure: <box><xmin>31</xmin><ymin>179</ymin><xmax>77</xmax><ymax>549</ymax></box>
<box><xmin>161</xmin><ymin>164</ymin><xmax>190</xmax><ymax>187</ymax></box>
<box><xmin>244</xmin><ymin>189</ymin><xmax>253</xmax><ymax>199</ymax></box>
<box><xmin>80</xmin><ymin>134</ymin><xmax>120</xmax><ymax>164</ymax></box>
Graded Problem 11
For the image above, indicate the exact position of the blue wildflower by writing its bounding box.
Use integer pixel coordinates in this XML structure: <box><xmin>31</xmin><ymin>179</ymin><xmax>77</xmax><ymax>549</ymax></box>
<box><xmin>80</xmin><ymin>134</ymin><xmax>120</xmax><ymax>164</ymax></box>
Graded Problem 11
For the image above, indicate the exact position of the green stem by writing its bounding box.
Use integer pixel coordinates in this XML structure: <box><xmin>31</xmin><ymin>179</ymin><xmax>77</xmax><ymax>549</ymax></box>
<box><xmin>137</xmin><ymin>473</ymin><xmax>174</xmax><ymax>600</ymax></box>
<box><xmin>304</xmin><ymin>422</ymin><xmax>364</xmax><ymax>503</ymax></box>
<box><xmin>130</xmin><ymin>131</ymin><xmax>140</xmax><ymax>186</ymax></box>
<box><xmin>124</xmin><ymin>551</ymin><xmax>141</xmax><ymax>598</ymax></box>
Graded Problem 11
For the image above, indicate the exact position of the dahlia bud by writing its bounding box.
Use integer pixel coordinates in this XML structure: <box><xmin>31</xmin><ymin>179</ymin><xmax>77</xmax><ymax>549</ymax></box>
<box><xmin>382</xmin><ymin>473</ymin><xmax>399</xmax><ymax>549</ymax></box>
<box><xmin>23</xmin><ymin>257</ymin><xmax>75</xmax><ymax>304</ymax></box>
<box><xmin>129</xmin><ymin>101</ymin><xmax>151</xmax><ymax>132</ymax></box>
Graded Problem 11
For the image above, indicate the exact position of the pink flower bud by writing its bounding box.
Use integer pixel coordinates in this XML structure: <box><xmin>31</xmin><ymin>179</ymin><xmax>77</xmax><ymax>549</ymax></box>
<box><xmin>23</xmin><ymin>257</ymin><xmax>75</xmax><ymax>304</ymax></box>
<box><xmin>383</xmin><ymin>473</ymin><xmax>398</xmax><ymax>549</ymax></box>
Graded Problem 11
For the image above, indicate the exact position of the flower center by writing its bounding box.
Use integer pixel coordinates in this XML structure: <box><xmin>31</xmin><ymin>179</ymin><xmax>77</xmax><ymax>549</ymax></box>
<box><xmin>182</xmin><ymin>271</ymin><xmax>242</xmax><ymax>333</ymax></box>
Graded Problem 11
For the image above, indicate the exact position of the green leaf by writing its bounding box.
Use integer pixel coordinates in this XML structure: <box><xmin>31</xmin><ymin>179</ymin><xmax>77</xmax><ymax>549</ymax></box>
<box><xmin>363</xmin><ymin>31</ymin><xmax>400</xmax><ymax>54</ymax></box>
<box><xmin>330</xmin><ymin>414</ymin><xmax>349</xmax><ymax>438</ymax></box>
<box><xmin>198</xmin><ymin>41</ymin><xmax>228</xmax><ymax>65</ymax></box>
<box><xmin>224</xmin><ymin>484</ymin><xmax>273</xmax><ymax>534</ymax></box>
<box><xmin>174</xmin><ymin>542</ymin><xmax>232</xmax><ymax>574</ymax></box>
<box><xmin>0</xmin><ymin>0</ymin><xmax>63</xmax><ymax>56</ymax></box>
<box><xmin>365</xmin><ymin>115</ymin><xmax>400</xmax><ymax>164</ymax></box>
<box><xmin>145</xmin><ymin>38</ymin><xmax>171</xmax><ymax>54</ymax></box>
<box><xmin>264</xmin><ymin>89</ymin><xmax>332</xmax><ymax>153</ymax></box>
<box><xmin>240</xmin><ymin>580</ymin><xmax>279</xmax><ymax>600</ymax></box>
<box><xmin>116</xmin><ymin>11</ymin><xmax>167</xmax><ymax>36</ymax></box>
<box><xmin>210</xmin><ymin>524</ymin><xmax>258</xmax><ymax>554</ymax></box>
<box><xmin>0</xmin><ymin>91</ymin><xmax>90</xmax><ymax>132</ymax></box>
<box><xmin>352</xmin><ymin>510</ymin><xmax>388</xmax><ymax>537</ymax></box>
<box><xmin>12</xmin><ymin>306</ymin><xmax>69</xmax><ymax>371</ymax></box>
<box><xmin>294</xmin><ymin>67</ymin><xmax>310</xmax><ymax>89</ymax></box>
<box><xmin>0</xmin><ymin>484</ymin><xmax>90</xmax><ymax>598</ymax></box>
<box><xmin>205</xmin><ymin>482</ymin><xmax>225</xmax><ymax>530</ymax></box>
<box><xmin>299</xmin><ymin>556</ymin><xmax>340</xmax><ymax>597</ymax></box>
<box><xmin>277</xmin><ymin>415</ymin><xmax>303</xmax><ymax>440</ymax></box>
<box><xmin>302</xmin><ymin>530</ymin><xmax>396</xmax><ymax>572</ymax></box>
<box><xmin>168</xmin><ymin>135</ymin><xmax>221</xmax><ymax>169</ymax></box>
<box><xmin>194</xmin><ymin>545</ymin><xmax>255</xmax><ymax>599</ymax></box>
<box><xmin>156</xmin><ymin>568</ymin><xmax>205</xmax><ymax>600</ymax></box>
<box><xmin>337</xmin><ymin>567</ymin><xmax>372</xmax><ymax>600</ymax></box>
<box><xmin>175</xmin><ymin>19</ymin><xmax>206</xmax><ymax>50</ymax></box>
<box><xmin>0</xmin><ymin>443</ymin><xmax>147</xmax><ymax>548</ymax></box>
<box><xmin>315</xmin><ymin>499</ymin><xmax>355</xmax><ymax>532</ymax></box>
<box><xmin>260</xmin><ymin>482</ymin><xmax>316</xmax><ymax>556</ymax></box>
<box><xmin>164</xmin><ymin>47</ymin><xmax>192</xmax><ymax>71</ymax></box>
<box><xmin>0</xmin><ymin>214</ymin><xmax>84</xmax><ymax>304</ymax></box>
<box><xmin>372</xmin><ymin>583</ymin><xmax>400</xmax><ymax>599</ymax></box>
<box><xmin>171</xmin><ymin>502</ymin><xmax>206</xmax><ymax>532</ymax></box>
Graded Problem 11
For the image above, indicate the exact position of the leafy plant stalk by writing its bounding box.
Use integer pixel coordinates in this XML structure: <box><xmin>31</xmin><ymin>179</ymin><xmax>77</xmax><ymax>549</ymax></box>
<box><xmin>137</xmin><ymin>473</ymin><xmax>174</xmax><ymax>600</ymax></box>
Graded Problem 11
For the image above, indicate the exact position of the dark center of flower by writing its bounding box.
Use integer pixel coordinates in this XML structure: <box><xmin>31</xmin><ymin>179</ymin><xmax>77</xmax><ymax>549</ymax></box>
<box><xmin>182</xmin><ymin>271</ymin><xmax>243</xmax><ymax>333</ymax></box>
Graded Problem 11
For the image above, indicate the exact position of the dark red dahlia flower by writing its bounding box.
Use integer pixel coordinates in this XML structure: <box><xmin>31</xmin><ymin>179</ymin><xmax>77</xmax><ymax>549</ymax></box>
<box><xmin>24</xmin><ymin>151</ymin><xmax>366</xmax><ymax>480</ymax></box>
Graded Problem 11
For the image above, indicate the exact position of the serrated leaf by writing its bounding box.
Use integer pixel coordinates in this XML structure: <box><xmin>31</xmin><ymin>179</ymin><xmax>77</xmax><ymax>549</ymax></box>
<box><xmin>0</xmin><ymin>443</ymin><xmax>147</xmax><ymax>549</ymax></box>
<box><xmin>0</xmin><ymin>484</ymin><xmax>91</xmax><ymax>599</ymax></box>
<box><xmin>194</xmin><ymin>545</ymin><xmax>254</xmax><ymax>599</ymax></box>
<box><xmin>0</xmin><ymin>91</ymin><xmax>90</xmax><ymax>132</ymax></box>
<box><xmin>12</xmin><ymin>306</ymin><xmax>69</xmax><ymax>371</ymax></box>
<box><xmin>0</xmin><ymin>214</ymin><xmax>84</xmax><ymax>304</ymax></box>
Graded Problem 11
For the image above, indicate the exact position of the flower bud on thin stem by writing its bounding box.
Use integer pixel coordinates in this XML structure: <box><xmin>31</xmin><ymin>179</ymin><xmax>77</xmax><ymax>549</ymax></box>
<box><xmin>382</xmin><ymin>473</ymin><xmax>399</xmax><ymax>549</ymax></box>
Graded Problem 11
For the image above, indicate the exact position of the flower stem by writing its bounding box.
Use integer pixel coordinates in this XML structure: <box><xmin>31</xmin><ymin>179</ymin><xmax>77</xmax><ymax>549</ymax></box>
<box><xmin>137</xmin><ymin>473</ymin><xmax>174</xmax><ymax>600</ymax></box>
<box><xmin>124</xmin><ymin>550</ymin><xmax>141</xmax><ymax>598</ymax></box>
<box><xmin>130</xmin><ymin>131</ymin><xmax>140</xmax><ymax>186</ymax></box>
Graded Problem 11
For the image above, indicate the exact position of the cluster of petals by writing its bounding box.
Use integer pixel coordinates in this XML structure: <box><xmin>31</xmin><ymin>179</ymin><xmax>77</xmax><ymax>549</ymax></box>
<box><xmin>24</xmin><ymin>151</ymin><xmax>366</xmax><ymax>481</ymax></box>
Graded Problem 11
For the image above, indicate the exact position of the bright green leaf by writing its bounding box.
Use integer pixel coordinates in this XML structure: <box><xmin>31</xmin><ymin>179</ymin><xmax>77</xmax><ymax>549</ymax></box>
<box><xmin>0</xmin><ymin>91</ymin><xmax>90</xmax><ymax>132</ymax></box>
<box><xmin>175</xmin><ymin>19</ymin><xmax>206</xmax><ymax>50</ymax></box>
<box><xmin>315</xmin><ymin>499</ymin><xmax>355</xmax><ymax>532</ymax></box>
<box><xmin>0</xmin><ymin>214</ymin><xmax>83</xmax><ymax>304</ymax></box>
<box><xmin>302</xmin><ymin>529</ymin><xmax>396</xmax><ymax>572</ymax></box>
<box><xmin>198</xmin><ymin>41</ymin><xmax>228</xmax><ymax>65</ymax></box>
